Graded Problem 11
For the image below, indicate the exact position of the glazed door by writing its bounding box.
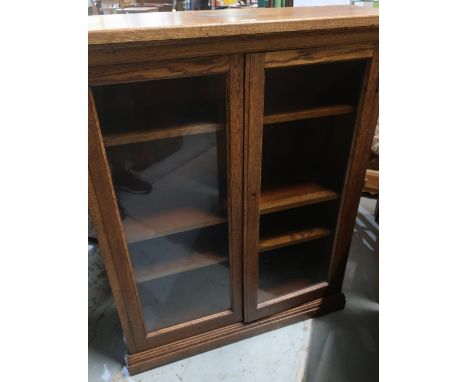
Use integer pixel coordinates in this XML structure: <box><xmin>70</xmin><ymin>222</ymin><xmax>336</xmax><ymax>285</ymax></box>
<box><xmin>88</xmin><ymin>55</ymin><xmax>244</xmax><ymax>349</ymax></box>
<box><xmin>243</xmin><ymin>49</ymin><xmax>375</xmax><ymax>322</ymax></box>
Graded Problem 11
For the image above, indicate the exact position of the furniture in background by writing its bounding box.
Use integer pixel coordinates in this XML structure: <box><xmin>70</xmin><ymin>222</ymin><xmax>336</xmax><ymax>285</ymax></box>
<box><xmin>363</xmin><ymin>120</ymin><xmax>378</xmax><ymax>221</ymax></box>
<box><xmin>90</xmin><ymin>0</ymin><xmax>257</xmax><ymax>13</ymax></box>
<box><xmin>88</xmin><ymin>6</ymin><xmax>379</xmax><ymax>375</ymax></box>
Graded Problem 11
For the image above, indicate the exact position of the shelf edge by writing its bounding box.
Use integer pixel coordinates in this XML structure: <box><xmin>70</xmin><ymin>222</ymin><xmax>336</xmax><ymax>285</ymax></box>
<box><xmin>260</xmin><ymin>192</ymin><xmax>339</xmax><ymax>215</ymax></box>
<box><xmin>104</xmin><ymin>122</ymin><xmax>224</xmax><ymax>147</ymax></box>
<box><xmin>264</xmin><ymin>104</ymin><xmax>353</xmax><ymax>125</ymax></box>
<box><xmin>259</xmin><ymin>227</ymin><xmax>332</xmax><ymax>253</ymax></box>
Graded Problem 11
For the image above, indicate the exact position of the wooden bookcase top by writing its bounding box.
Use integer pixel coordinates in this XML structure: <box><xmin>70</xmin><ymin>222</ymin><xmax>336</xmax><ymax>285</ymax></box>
<box><xmin>88</xmin><ymin>6</ymin><xmax>379</xmax><ymax>45</ymax></box>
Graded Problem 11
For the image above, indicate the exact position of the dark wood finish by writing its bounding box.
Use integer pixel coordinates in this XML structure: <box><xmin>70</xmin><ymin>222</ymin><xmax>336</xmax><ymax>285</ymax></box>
<box><xmin>264</xmin><ymin>43</ymin><xmax>374</xmax><ymax>68</ymax></box>
<box><xmin>259</xmin><ymin>226</ymin><xmax>332</xmax><ymax>253</ymax></box>
<box><xmin>88</xmin><ymin>6</ymin><xmax>379</xmax><ymax>375</ymax></box>
<box><xmin>132</xmin><ymin>229</ymin><xmax>228</xmax><ymax>283</ymax></box>
<box><xmin>243</xmin><ymin>52</ymin><xmax>265</xmax><ymax>323</ymax></box>
<box><xmin>88</xmin><ymin>54</ymin><xmax>245</xmax><ymax>351</ymax></box>
<box><xmin>260</xmin><ymin>182</ymin><xmax>340</xmax><ymax>215</ymax></box>
<box><xmin>264</xmin><ymin>104</ymin><xmax>353</xmax><ymax>125</ymax></box>
<box><xmin>104</xmin><ymin>122</ymin><xmax>223</xmax><ymax>147</ymax></box>
<box><xmin>89</xmin><ymin>55</ymin><xmax>230</xmax><ymax>85</ymax></box>
<box><xmin>243</xmin><ymin>36</ymin><xmax>377</xmax><ymax>323</ymax></box>
<box><xmin>134</xmin><ymin>252</ymin><xmax>227</xmax><ymax>283</ymax></box>
<box><xmin>123</xmin><ymin>204</ymin><xmax>226</xmax><ymax>244</ymax></box>
<box><xmin>127</xmin><ymin>293</ymin><xmax>346</xmax><ymax>375</ymax></box>
<box><xmin>89</xmin><ymin>28</ymin><xmax>378</xmax><ymax>67</ymax></box>
<box><xmin>143</xmin><ymin>54</ymin><xmax>245</xmax><ymax>349</ymax></box>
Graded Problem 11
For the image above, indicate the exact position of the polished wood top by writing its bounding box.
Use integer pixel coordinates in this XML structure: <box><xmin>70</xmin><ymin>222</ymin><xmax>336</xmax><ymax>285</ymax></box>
<box><xmin>88</xmin><ymin>6</ymin><xmax>379</xmax><ymax>45</ymax></box>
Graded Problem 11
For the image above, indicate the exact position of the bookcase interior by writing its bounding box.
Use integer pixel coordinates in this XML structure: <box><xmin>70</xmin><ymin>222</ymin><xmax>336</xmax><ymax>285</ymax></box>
<box><xmin>137</xmin><ymin>261</ymin><xmax>231</xmax><ymax>332</ymax></box>
<box><xmin>90</xmin><ymin>56</ymin><xmax>372</xmax><ymax>341</ymax></box>
<box><xmin>264</xmin><ymin>60</ymin><xmax>367</xmax><ymax>116</ymax></box>
<box><xmin>259</xmin><ymin>201</ymin><xmax>339</xmax><ymax>252</ymax></box>
<box><xmin>261</xmin><ymin>114</ymin><xmax>357</xmax><ymax>194</ymax></box>
<box><xmin>91</xmin><ymin>73</ymin><xmax>233</xmax><ymax>333</ymax></box>
<box><xmin>92</xmin><ymin>74</ymin><xmax>226</xmax><ymax>146</ymax></box>
<box><xmin>257</xmin><ymin>59</ymin><xmax>368</xmax><ymax>305</ymax></box>
<box><xmin>258</xmin><ymin>238</ymin><xmax>332</xmax><ymax>304</ymax></box>
<box><xmin>129</xmin><ymin>224</ymin><xmax>230</xmax><ymax>332</ymax></box>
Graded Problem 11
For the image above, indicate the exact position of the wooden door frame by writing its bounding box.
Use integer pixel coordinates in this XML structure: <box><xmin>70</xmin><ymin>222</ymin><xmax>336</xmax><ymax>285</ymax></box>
<box><xmin>88</xmin><ymin>54</ymin><xmax>245</xmax><ymax>351</ymax></box>
<box><xmin>243</xmin><ymin>46</ymin><xmax>379</xmax><ymax>323</ymax></box>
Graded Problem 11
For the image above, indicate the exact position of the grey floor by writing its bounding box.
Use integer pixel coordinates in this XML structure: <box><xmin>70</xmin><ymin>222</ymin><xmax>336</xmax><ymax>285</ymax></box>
<box><xmin>88</xmin><ymin>197</ymin><xmax>378</xmax><ymax>382</ymax></box>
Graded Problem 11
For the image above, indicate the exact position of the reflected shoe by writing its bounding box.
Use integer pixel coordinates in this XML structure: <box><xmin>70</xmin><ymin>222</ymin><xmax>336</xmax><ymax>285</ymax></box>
<box><xmin>114</xmin><ymin>171</ymin><xmax>152</xmax><ymax>195</ymax></box>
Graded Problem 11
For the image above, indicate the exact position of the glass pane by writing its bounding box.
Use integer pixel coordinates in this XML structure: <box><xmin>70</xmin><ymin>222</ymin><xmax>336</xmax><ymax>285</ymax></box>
<box><xmin>92</xmin><ymin>74</ymin><xmax>231</xmax><ymax>332</ymax></box>
<box><xmin>258</xmin><ymin>203</ymin><xmax>336</xmax><ymax>304</ymax></box>
<box><xmin>257</xmin><ymin>60</ymin><xmax>368</xmax><ymax>305</ymax></box>
<box><xmin>258</xmin><ymin>239</ymin><xmax>331</xmax><ymax>304</ymax></box>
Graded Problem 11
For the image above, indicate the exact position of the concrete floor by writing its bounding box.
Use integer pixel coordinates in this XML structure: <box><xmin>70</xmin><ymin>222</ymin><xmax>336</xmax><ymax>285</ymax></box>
<box><xmin>88</xmin><ymin>197</ymin><xmax>378</xmax><ymax>382</ymax></box>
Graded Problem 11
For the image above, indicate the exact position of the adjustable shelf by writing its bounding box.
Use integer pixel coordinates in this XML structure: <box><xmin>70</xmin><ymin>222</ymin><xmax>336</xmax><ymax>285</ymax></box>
<box><xmin>259</xmin><ymin>201</ymin><xmax>336</xmax><ymax>252</ymax></box>
<box><xmin>133</xmin><ymin>250</ymin><xmax>228</xmax><ymax>283</ymax></box>
<box><xmin>263</xmin><ymin>104</ymin><xmax>353</xmax><ymax>125</ymax></box>
<box><xmin>104</xmin><ymin>121</ymin><xmax>224</xmax><ymax>147</ymax></box>
<box><xmin>259</xmin><ymin>182</ymin><xmax>339</xmax><ymax>215</ymax></box>
<box><xmin>257</xmin><ymin>240</ymin><xmax>331</xmax><ymax>305</ymax></box>
<box><xmin>111</xmin><ymin>132</ymin><xmax>228</xmax><ymax>244</ymax></box>
<box><xmin>259</xmin><ymin>226</ymin><xmax>332</xmax><ymax>253</ymax></box>
<box><xmin>258</xmin><ymin>278</ymin><xmax>328</xmax><ymax>306</ymax></box>
<box><xmin>130</xmin><ymin>225</ymin><xmax>229</xmax><ymax>283</ymax></box>
<box><xmin>124</xmin><ymin>207</ymin><xmax>226</xmax><ymax>244</ymax></box>
<box><xmin>138</xmin><ymin>262</ymin><xmax>231</xmax><ymax>332</ymax></box>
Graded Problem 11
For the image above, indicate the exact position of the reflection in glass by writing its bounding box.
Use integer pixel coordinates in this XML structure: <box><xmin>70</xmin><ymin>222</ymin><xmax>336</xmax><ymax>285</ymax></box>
<box><xmin>93</xmin><ymin>74</ymin><xmax>231</xmax><ymax>332</ymax></box>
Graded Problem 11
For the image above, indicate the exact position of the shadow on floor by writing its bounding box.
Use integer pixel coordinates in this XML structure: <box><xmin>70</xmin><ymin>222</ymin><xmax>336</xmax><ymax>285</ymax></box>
<box><xmin>303</xmin><ymin>204</ymin><xmax>379</xmax><ymax>382</ymax></box>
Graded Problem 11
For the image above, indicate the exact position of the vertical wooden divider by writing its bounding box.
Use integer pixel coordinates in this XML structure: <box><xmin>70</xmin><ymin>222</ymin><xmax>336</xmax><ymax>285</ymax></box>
<box><xmin>243</xmin><ymin>53</ymin><xmax>265</xmax><ymax>322</ymax></box>
<box><xmin>227</xmin><ymin>54</ymin><xmax>245</xmax><ymax>320</ymax></box>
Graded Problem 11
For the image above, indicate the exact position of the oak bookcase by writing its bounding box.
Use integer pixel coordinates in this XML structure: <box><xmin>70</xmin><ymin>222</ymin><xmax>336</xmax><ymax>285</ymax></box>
<box><xmin>88</xmin><ymin>6</ymin><xmax>379</xmax><ymax>375</ymax></box>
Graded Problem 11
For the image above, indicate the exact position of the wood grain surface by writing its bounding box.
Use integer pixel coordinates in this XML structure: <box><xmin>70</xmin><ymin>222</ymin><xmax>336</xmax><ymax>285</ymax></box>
<box><xmin>89</xmin><ymin>28</ymin><xmax>378</xmax><ymax>67</ymax></box>
<box><xmin>127</xmin><ymin>293</ymin><xmax>345</xmax><ymax>374</ymax></box>
<box><xmin>89</xmin><ymin>55</ymin><xmax>229</xmax><ymax>85</ymax></box>
<box><xmin>89</xmin><ymin>6</ymin><xmax>378</xmax><ymax>45</ymax></box>
<box><xmin>260</xmin><ymin>182</ymin><xmax>340</xmax><ymax>215</ymax></box>
<box><xmin>104</xmin><ymin>122</ymin><xmax>223</xmax><ymax>147</ymax></box>
<box><xmin>265</xmin><ymin>43</ymin><xmax>374</xmax><ymax>68</ymax></box>
<box><xmin>259</xmin><ymin>226</ymin><xmax>332</xmax><ymax>253</ymax></box>
<box><xmin>264</xmin><ymin>104</ymin><xmax>353</xmax><ymax>125</ymax></box>
<box><xmin>134</xmin><ymin>251</ymin><xmax>228</xmax><ymax>283</ymax></box>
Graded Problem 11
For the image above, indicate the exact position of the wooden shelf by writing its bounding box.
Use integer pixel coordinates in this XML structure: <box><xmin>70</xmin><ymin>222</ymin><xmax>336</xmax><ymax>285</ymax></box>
<box><xmin>259</xmin><ymin>226</ymin><xmax>332</xmax><ymax>253</ymax></box>
<box><xmin>260</xmin><ymin>182</ymin><xmax>339</xmax><ymax>215</ymax></box>
<box><xmin>104</xmin><ymin>121</ymin><xmax>223</xmax><ymax>147</ymax></box>
<box><xmin>264</xmin><ymin>104</ymin><xmax>353</xmax><ymax>125</ymax></box>
<box><xmin>114</xmin><ymin>137</ymin><xmax>227</xmax><ymax>244</ymax></box>
<box><xmin>124</xmin><ymin>208</ymin><xmax>226</xmax><ymax>244</ymax></box>
<box><xmin>257</xmin><ymin>241</ymin><xmax>329</xmax><ymax>305</ymax></box>
<box><xmin>133</xmin><ymin>250</ymin><xmax>228</xmax><ymax>283</ymax></box>
<box><xmin>138</xmin><ymin>262</ymin><xmax>231</xmax><ymax>332</ymax></box>
<box><xmin>258</xmin><ymin>278</ymin><xmax>327</xmax><ymax>305</ymax></box>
